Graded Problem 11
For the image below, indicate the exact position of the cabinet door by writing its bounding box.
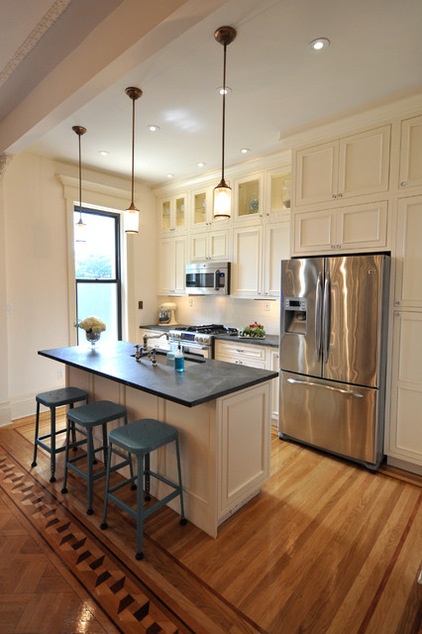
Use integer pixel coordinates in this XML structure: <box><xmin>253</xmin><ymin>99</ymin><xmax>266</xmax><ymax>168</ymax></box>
<box><xmin>234</xmin><ymin>174</ymin><xmax>263</xmax><ymax>223</ymax></box>
<box><xmin>293</xmin><ymin>208</ymin><xmax>336</xmax><ymax>255</ymax></box>
<box><xmin>395</xmin><ymin>195</ymin><xmax>422</xmax><ymax>308</ymax></box>
<box><xmin>387</xmin><ymin>312</ymin><xmax>422</xmax><ymax>469</ymax></box>
<box><xmin>262</xmin><ymin>221</ymin><xmax>290</xmax><ymax>297</ymax></box>
<box><xmin>266</xmin><ymin>169</ymin><xmax>291</xmax><ymax>217</ymax></box>
<box><xmin>338</xmin><ymin>201</ymin><xmax>387</xmax><ymax>251</ymax></box>
<box><xmin>231</xmin><ymin>225</ymin><xmax>262</xmax><ymax>297</ymax></box>
<box><xmin>338</xmin><ymin>126</ymin><xmax>390</xmax><ymax>199</ymax></box>
<box><xmin>158</xmin><ymin>235</ymin><xmax>186</xmax><ymax>295</ymax></box>
<box><xmin>159</xmin><ymin>194</ymin><xmax>186</xmax><ymax>233</ymax></box>
<box><xmin>209</xmin><ymin>229</ymin><xmax>230</xmax><ymax>260</ymax></box>
<box><xmin>190</xmin><ymin>232</ymin><xmax>208</xmax><ymax>261</ymax></box>
<box><xmin>399</xmin><ymin>115</ymin><xmax>422</xmax><ymax>190</ymax></box>
<box><xmin>294</xmin><ymin>142</ymin><xmax>338</xmax><ymax>206</ymax></box>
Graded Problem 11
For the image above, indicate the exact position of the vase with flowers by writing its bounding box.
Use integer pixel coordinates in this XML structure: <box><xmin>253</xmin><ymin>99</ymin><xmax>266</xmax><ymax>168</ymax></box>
<box><xmin>76</xmin><ymin>316</ymin><xmax>106</xmax><ymax>348</ymax></box>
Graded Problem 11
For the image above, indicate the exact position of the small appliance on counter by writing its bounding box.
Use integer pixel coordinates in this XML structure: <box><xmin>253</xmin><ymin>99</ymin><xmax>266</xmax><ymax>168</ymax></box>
<box><xmin>158</xmin><ymin>302</ymin><xmax>178</xmax><ymax>326</ymax></box>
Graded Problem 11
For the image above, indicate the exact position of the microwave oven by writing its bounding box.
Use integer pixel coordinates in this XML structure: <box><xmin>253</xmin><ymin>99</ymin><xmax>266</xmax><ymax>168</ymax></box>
<box><xmin>185</xmin><ymin>261</ymin><xmax>230</xmax><ymax>295</ymax></box>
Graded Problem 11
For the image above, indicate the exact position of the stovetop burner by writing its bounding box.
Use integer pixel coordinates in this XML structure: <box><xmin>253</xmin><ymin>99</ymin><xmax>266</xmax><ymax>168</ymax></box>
<box><xmin>173</xmin><ymin>324</ymin><xmax>238</xmax><ymax>335</ymax></box>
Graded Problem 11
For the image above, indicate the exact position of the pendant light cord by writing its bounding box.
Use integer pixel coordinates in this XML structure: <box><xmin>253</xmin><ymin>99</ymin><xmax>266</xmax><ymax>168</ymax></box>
<box><xmin>130</xmin><ymin>94</ymin><xmax>135</xmax><ymax>205</ymax></box>
<box><xmin>221</xmin><ymin>42</ymin><xmax>228</xmax><ymax>185</ymax></box>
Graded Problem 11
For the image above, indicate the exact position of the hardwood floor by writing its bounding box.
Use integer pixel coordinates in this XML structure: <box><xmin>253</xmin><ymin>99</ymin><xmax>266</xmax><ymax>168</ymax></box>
<box><xmin>0</xmin><ymin>412</ymin><xmax>421</xmax><ymax>633</ymax></box>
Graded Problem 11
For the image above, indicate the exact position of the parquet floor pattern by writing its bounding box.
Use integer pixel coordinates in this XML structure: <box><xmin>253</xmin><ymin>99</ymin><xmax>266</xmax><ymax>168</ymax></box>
<box><xmin>0</xmin><ymin>413</ymin><xmax>421</xmax><ymax>634</ymax></box>
<box><xmin>0</xmin><ymin>448</ymin><xmax>187</xmax><ymax>633</ymax></box>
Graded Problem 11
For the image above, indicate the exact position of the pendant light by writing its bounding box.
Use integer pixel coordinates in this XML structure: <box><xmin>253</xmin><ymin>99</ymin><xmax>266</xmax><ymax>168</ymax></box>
<box><xmin>213</xmin><ymin>26</ymin><xmax>237</xmax><ymax>219</ymax></box>
<box><xmin>73</xmin><ymin>125</ymin><xmax>87</xmax><ymax>242</ymax></box>
<box><xmin>124</xmin><ymin>86</ymin><xmax>142</xmax><ymax>234</ymax></box>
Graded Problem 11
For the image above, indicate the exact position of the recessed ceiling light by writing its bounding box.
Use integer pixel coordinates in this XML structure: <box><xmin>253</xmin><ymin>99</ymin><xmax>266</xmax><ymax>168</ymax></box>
<box><xmin>98</xmin><ymin>150</ymin><xmax>110</xmax><ymax>157</ymax></box>
<box><xmin>309</xmin><ymin>37</ymin><xmax>330</xmax><ymax>52</ymax></box>
<box><xmin>167</xmin><ymin>173</ymin><xmax>174</xmax><ymax>179</ymax></box>
<box><xmin>217</xmin><ymin>86</ymin><xmax>232</xmax><ymax>95</ymax></box>
<box><xmin>147</xmin><ymin>124</ymin><xmax>160</xmax><ymax>132</ymax></box>
<box><xmin>240</xmin><ymin>148</ymin><xmax>250</xmax><ymax>154</ymax></box>
<box><xmin>197</xmin><ymin>161</ymin><xmax>206</xmax><ymax>168</ymax></box>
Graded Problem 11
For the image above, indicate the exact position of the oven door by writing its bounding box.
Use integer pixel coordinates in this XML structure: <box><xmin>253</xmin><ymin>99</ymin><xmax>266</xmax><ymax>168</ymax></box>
<box><xmin>180</xmin><ymin>342</ymin><xmax>211</xmax><ymax>359</ymax></box>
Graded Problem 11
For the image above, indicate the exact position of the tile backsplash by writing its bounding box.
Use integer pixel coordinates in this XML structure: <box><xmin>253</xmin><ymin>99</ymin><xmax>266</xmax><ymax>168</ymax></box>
<box><xmin>167</xmin><ymin>296</ymin><xmax>280</xmax><ymax>334</ymax></box>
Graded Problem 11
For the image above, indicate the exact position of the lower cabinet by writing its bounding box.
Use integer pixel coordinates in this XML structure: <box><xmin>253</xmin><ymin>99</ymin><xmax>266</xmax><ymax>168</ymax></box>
<box><xmin>215</xmin><ymin>340</ymin><xmax>279</xmax><ymax>425</ymax></box>
<box><xmin>386</xmin><ymin>311</ymin><xmax>422</xmax><ymax>474</ymax></box>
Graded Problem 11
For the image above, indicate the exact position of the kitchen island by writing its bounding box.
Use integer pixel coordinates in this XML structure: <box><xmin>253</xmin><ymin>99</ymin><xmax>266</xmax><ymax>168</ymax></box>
<box><xmin>39</xmin><ymin>341</ymin><xmax>278</xmax><ymax>537</ymax></box>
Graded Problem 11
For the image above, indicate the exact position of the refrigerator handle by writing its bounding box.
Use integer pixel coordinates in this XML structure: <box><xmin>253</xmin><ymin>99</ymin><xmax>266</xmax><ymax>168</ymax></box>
<box><xmin>315</xmin><ymin>273</ymin><xmax>323</xmax><ymax>361</ymax></box>
<box><xmin>323</xmin><ymin>272</ymin><xmax>331</xmax><ymax>361</ymax></box>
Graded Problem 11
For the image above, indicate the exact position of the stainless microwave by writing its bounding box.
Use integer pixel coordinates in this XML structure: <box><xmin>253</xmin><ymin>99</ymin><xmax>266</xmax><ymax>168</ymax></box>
<box><xmin>185</xmin><ymin>261</ymin><xmax>230</xmax><ymax>295</ymax></box>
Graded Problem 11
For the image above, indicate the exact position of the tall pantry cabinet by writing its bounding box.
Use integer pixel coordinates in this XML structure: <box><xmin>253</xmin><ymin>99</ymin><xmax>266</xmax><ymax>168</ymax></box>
<box><xmin>387</xmin><ymin>114</ymin><xmax>422</xmax><ymax>473</ymax></box>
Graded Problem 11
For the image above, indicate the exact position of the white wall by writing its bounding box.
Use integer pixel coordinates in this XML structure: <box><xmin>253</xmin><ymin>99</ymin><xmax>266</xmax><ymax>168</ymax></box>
<box><xmin>2</xmin><ymin>151</ymin><xmax>157</xmax><ymax>422</ymax></box>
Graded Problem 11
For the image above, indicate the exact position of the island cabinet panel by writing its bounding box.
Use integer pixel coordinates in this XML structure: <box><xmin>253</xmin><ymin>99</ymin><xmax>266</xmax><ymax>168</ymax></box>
<box><xmin>66</xmin><ymin>362</ymin><xmax>272</xmax><ymax>538</ymax></box>
<box><xmin>217</xmin><ymin>383</ymin><xmax>270</xmax><ymax>520</ymax></box>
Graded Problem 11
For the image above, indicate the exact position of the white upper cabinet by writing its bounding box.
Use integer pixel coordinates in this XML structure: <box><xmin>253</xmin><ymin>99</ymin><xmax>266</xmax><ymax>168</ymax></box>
<box><xmin>190</xmin><ymin>228</ymin><xmax>230</xmax><ymax>262</ymax></box>
<box><xmin>260</xmin><ymin>168</ymin><xmax>291</xmax><ymax>223</ymax></box>
<box><xmin>231</xmin><ymin>220</ymin><xmax>289</xmax><ymax>298</ymax></box>
<box><xmin>159</xmin><ymin>193</ymin><xmax>187</xmax><ymax>234</ymax></box>
<box><xmin>399</xmin><ymin>115</ymin><xmax>422</xmax><ymax>190</ymax></box>
<box><xmin>233</xmin><ymin>173</ymin><xmax>264</xmax><ymax>223</ymax></box>
<box><xmin>158</xmin><ymin>235</ymin><xmax>187</xmax><ymax>296</ymax></box>
<box><xmin>394</xmin><ymin>195</ymin><xmax>422</xmax><ymax>309</ymax></box>
<box><xmin>293</xmin><ymin>201</ymin><xmax>388</xmax><ymax>255</ymax></box>
<box><xmin>294</xmin><ymin>125</ymin><xmax>391</xmax><ymax>206</ymax></box>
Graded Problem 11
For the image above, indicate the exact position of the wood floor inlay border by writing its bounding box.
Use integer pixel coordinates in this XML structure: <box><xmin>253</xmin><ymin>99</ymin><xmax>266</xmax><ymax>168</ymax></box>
<box><xmin>0</xmin><ymin>451</ymin><xmax>189</xmax><ymax>633</ymax></box>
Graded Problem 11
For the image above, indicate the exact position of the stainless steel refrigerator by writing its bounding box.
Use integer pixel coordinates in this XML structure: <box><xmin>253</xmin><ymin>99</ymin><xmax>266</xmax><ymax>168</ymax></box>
<box><xmin>279</xmin><ymin>254</ymin><xmax>390</xmax><ymax>469</ymax></box>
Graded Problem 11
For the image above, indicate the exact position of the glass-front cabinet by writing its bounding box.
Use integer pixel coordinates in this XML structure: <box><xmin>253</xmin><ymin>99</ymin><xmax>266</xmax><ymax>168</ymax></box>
<box><xmin>160</xmin><ymin>193</ymin><xmax>186</xmax><ymax>233</ymax></box>
<box><xmin>267</xmin><ymin>169</ymin><xmax>291</xmax><ymax>215</ymax></box>
<box><xmin>234</xmin><ymin>174</ymin><xmax>264</xmax><ymax>223</ymax></box>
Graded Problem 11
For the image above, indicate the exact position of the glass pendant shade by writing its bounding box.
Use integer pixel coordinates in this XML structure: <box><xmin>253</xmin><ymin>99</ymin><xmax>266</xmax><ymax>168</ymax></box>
<box><xmin>213</xmin><ymin>181</ymin><xmax>232</xmax><ymax>218</ymax></box>
<box><xmin>124</xmin><ymin>202</ymin><xmax>139</xmax><ymax>234</ymax></box>
<box><xmin>74</xmin><ymin>214</ymin><xmax>87</xmax><ymax>242</ymax></box>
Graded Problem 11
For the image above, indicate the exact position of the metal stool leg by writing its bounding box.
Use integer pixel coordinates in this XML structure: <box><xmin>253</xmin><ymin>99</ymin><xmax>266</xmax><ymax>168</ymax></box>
<box><xmin>49</xmin><ymin>406</ymin><xmax>57</xmax><ymax>482</ymax></box>
<box><xmin>175</xmin><ymin>437</ymin><xmax>187</xmax><ymax>524</ymax></box>
<box><xmin>144</xmin><ymin>453</ymin><xmax>151</xmax><ymax>501</ymax></box>
<box><xmin>61</xmin><ymin>418</ymin><xmax>72</xmax><ymax>494</ymax></box>
<box><xmin>100</xmin><ymin>441</ymin><xmax>113</xmax><ymax>530</ymax></box>
<box><xmin>31</xmin><ymin>402</ymin><xmax>41</xmax><ymax>468</ymax></box>
<box><xmin>86</xmin><ymin>428</ymin><xmax>95</xmax><ymax>515</ymax></box>
<box><xmin>136</xmin><ymin>453</ymin><xmax>145</xmax><ymax>560</ymax></box>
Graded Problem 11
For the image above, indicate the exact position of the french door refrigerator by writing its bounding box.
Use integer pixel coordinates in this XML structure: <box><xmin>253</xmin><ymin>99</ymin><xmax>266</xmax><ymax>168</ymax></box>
<box><xmin>279</xmin><ymin>254</ymin><xmax>390</xmax><ymax>469</ymax></box>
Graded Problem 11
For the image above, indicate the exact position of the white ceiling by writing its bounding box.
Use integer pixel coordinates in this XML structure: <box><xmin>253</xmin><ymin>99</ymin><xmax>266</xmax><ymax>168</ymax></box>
<box><xmin>1</xmin><ymin>0</ymin><xmax>422</xmax><ymax>188</ymax></box>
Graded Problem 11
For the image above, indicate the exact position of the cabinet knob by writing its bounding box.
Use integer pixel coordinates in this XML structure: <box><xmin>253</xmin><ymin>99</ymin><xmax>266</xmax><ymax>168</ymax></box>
<box><xmin>338</xmin><ymin>193</ymin><xmax>343</xmax><ymax>198</ymax></box>
<box><xmin>332</xmin><ymin>194</ymin><xmax>337</xmax><ymax>199</ymax></box>
<box><xmin>400</xmin><ymin>181</ymin><xmax>407</xmax><ymax>187</ymax></box>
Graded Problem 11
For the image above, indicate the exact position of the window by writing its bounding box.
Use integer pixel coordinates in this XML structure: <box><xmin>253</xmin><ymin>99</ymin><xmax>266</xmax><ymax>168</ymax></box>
<box><xmin>74</xmin><ymin>208</ymin><xmax>122</xmax><ymax>343</ymax></box>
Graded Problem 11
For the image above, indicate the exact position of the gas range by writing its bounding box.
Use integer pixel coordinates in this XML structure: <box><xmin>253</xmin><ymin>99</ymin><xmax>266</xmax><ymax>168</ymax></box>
<box><xmin>168</xmin><ymin>324</ymin><xmax>238</xmax><ymax>357</ymax></box>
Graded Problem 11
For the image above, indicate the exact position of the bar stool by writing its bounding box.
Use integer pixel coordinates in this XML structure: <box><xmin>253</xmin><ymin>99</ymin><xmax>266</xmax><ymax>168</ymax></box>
<box><xmin>31</xmin><ymin>387</ymin><xmax>89</xmax><ymax>482</ymax></box>
<box><xmin>100</xmin><ymin>418</ymin><xmax>187</xmax><ymax>560</ymax></box>
<box><xmin>61</xmin><ymin>400</ymin><xmax>129</xmax><ymax>515</ymax></box>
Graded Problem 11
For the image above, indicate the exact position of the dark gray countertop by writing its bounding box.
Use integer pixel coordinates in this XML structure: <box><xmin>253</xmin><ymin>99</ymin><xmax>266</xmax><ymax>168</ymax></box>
<box><xmin>140</xmin><ymin>325</ymin><xmax>279</xmax><ymax>348</ymax></box>
<box><xmin>39</xmin><ymin>341</ymin><xmax>278</xmax><ymax>408</ymax></box>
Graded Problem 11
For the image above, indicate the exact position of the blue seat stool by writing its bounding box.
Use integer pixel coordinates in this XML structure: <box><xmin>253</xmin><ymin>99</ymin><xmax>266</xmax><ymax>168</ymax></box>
<box><xmin>100</xmin><ymin>418</ymin><xmax>187</xmax><ymax>560</ymax></box>
<box><xmin>32</xmin><ymin>387</ymin><xmax>88</xmax><ymax>482</ymax></box>
<box><xmin>61</xmin><ymin>400</ymin><xmax>129</xmax><ymax>515</ymax></box>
